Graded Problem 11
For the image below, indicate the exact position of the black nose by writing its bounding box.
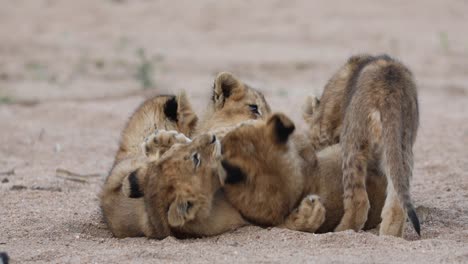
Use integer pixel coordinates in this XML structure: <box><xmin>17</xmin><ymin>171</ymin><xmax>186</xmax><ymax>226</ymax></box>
<box><xmin>210</xmin><ymin>135</ymin><xmax>217</xmax><ymax>144</ymax></box>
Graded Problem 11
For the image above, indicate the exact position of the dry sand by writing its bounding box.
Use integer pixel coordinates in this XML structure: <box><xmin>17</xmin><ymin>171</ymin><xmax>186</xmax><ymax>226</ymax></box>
<box><xmin>1</xmin><ymin>0</ymin><xmax>468</xmax><ymax>263</ymax></box>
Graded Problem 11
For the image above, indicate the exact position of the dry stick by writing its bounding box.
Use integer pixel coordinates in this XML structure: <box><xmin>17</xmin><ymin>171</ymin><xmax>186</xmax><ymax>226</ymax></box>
<box><xmin>0</xmin><ymin>169</ymin><xmax>15</xmax><ymax>176</ymax></box>
<box><xmin>55</xmin><ymin>168</ymin><xmax>103</xmax><ymax>184</ymax></box>
<box><xmin>55</xmin><ymin>175</ymin><xmax>89</xmax><ymax>184</ymax></box>
<box><xmin>55</xmin><ymin>168</ymin><xmax>101</xmax><ymax>178</ymax></box>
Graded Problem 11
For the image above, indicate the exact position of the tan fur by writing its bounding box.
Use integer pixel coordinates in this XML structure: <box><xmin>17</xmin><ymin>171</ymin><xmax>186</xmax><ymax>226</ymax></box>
<box><xmin>220</xmin><ymin>113</ymin><xmax>386</xmax><ymax>233</ymax></box>
<box><xmin>137</xmin><ymin>72</ymin><xmax>324</xmax><ymax>238</ymax></box>
<box><xmin>196</xmin><ymin>71</ymin><xmax>272</xmax><ymax>135</ymax></box>
<box><xmin>109</xmin><ymin>72</ymin><xmax>276</xmax><ymax>239</ymax></box>
<box><xmin>304</xmin><ymin>54</ymin><xmax>420</xmax><ymax>236</ymax></box>
<box><xmin>143</xmin><ymin>133</ymin><xmax>249</xmax><ymax>238</ymax></box>
<box><xmin>304</xmin><ymin>54</ymin><xmax>375</xmax><ymax>151</ymax></box>
<box><xmin>141</xmin><ymin>72</ymin><xmax>274</xmax><ymax>238</ymax></box>
<box><xmin>100</xmin><ymin>93</ymin><xmax>198</xmax><ymax>238</ymax></box>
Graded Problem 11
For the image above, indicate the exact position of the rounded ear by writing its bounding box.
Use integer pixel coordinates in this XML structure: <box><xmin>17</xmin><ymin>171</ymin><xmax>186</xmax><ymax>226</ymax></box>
<box><xmin>122</xmin><ymin>169</ymin><xmax>144</xmax><ymax>198</ymax></box>
<box><xmin>221</xmin><ymin>160</ymin><xmax>247</xmax><ymax>185</ymax></box>
<box><xmin>163</xmin><ymin>95</ymin><xmax>178</xmax><ymax>122</ymax></box>
<box><xmin>176</xmin><ymin>91</ymin><xmax>198</xmax><ymax>136</ymax></box>
<box><xmin>167</xmin><ymin>197</ymin><xmax>195</xmax><ymax>227</ymax></box>
<box><xmin>167</xmin><ymin>200</ymin><xmax>186</xmax><ymax>227</ymax></box>
<box><xmin>302</xmin><ymin>95</ymin><xmax>320</xmax><ymax>124</ymax></box>
<box><xmin>212</xmin><ymin>72</ymin><xmax>244</xmax><ymax>108</ymax></box>
<box><xmin>304</xmin><ymin>95</ymin><xmax>320</xmax><ymax>115</ymax></box>
<box><xmin>266</xmin><ymin>113</ymin><xmax>295</xmax><ymax>144</ymax></box>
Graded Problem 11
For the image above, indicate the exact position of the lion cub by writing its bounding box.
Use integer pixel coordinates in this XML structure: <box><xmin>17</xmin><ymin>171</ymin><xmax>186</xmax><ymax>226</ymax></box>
<box><xmin>100</xmin><ymin>93</ymin><xmax>198</xmax><ymax>238</ymax></box>
<box><xmin>142</xmin><ymin>72</ymin><xmax>326</xmax><ymax>237</ymax></box>
<box><xmin>304</xmin><ymin>54</ymin><xmax>420</xmax><ymax>236</ymax></box>
<box><xmin>221</xmin><ymin>113</ymin><xmax>387</xmax><ymax>233</ymax></box>
<box><xmin>105</xmin><ymin>72</ymin><xmax>271</xmax><ymax>238</ymax></box>
<box><xmin>142</xmin><ymin>71</ymin><xmax>272</xmax><ymax>238</ymax></box>
<box><xmin>122</xmin><ymin>72</ymin><xmax>325</xmax><ymax>238</ymax></box>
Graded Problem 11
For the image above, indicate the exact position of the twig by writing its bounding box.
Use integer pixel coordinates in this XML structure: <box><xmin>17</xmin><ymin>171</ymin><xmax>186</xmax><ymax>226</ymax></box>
<box><xmin>55</xmin><ymin>175</ymin><xmax>89</xmax><ymax>183</ymax></box>
<box><xmin>56</xmin><ymin>168</ymin><xmax>101</xmax><ymax>178</ymax></box>
<box><xmin>0</xmin><ymin>169</ymin><xmax>15</xmax><ymax>176</ymax></box>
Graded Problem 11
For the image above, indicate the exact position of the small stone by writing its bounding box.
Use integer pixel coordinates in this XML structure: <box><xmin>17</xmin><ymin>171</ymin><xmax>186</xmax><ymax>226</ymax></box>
<box><xmin>1</xmin><ymin>178</ymin><xmax>8</xmax><ymax>183</ymax></box>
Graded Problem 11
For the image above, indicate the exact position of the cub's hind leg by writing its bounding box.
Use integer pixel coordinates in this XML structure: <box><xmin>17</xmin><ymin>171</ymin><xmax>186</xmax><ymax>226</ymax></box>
<box><xmin>281</xmin><ymin>195</ymin><xmax>326</xmax><ymax>233</ymax></box>
<box><xmin>379</xmin><ymin>146</ymin><xmax>414</xmax><ymax>237</ymax></box>
<box><xmin>379</xmin><ymin>183</ymin><xmax>406</xmax><ymax>237</ymax></box>
<box><xmin>335</xmin><ymin>139</ymin><xmax>370</xmax><ymax>232</ymax></box>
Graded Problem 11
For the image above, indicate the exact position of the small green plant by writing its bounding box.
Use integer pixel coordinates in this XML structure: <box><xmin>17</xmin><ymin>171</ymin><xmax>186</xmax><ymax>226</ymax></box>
<box><xmin>277</xmin><ymin>89</ymin><xmax>288</xmax><ymax>97</ymax></box>
<box><xmin>0</xmin><ymin>96</ymin><xmax>12</xmax><ymax>104</ymax></box>
<box><xmin>439</xmin><ymin>31</ymin><xmax>449</xmax><ymax>52</ymax></box>
<box><xmin>135</xmin><ymin>48</ymin><xmax>155</xmax><ymax>89</ymax></box>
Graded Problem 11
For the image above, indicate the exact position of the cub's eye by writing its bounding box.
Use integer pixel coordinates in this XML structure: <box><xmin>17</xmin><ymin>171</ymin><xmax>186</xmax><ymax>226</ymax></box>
<box><xmin>192</xmin><ymin>153</ymin><xmax>201</xmax><ymax>168</ymax></box>
<box><xmin>248</xmin><ymin>104</ymin><xmax>260</xmax><ymax>115</ymax></box>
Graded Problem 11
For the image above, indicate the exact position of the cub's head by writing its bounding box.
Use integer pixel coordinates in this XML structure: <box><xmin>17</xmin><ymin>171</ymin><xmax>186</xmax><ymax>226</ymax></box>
<box><xmin>198</xmin><ymin>72</ymin><xmax>271</xmax><ymax>133</ymax></box>
<box><xmin>143</xmin><ymin>133</ymin><xmax>223</xmax><ymax>238</ymax></box>
<box><xmin>220</xmin><ymin>113</ymin><xmax>305</xmax><ymax>225</ymax></box>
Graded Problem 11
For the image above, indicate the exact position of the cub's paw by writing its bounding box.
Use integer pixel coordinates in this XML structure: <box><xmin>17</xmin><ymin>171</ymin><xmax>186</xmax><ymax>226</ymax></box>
<box><xmin>283</xmin><ymin>194</ymin><xmax>326</xmax><ymax>232</ymax></box>
<box><xmin>142</xmin><ymin>130</ymin><xmax>191</xmax><ymax>158</ymax></box>
<box><xmin>334</xmin><ymin>190</ymin><xmax>370</xmax><ymax>232</ymax></box>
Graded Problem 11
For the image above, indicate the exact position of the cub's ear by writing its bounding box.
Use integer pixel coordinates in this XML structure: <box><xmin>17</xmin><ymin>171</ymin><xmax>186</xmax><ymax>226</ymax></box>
<box><xmin>221</xmin><ymin>160</ymin><xmax>247</xmax><ymax>185</ymax></box>
<box><xmin>304</xmin><ymin>95</ymin><xmax>320</xmax><ymax>115</ymax></box>
<box><xmin>122</xmin><ymin>170</ymin><xmax>144</xmax><ymax>198</ymax></box>
<box><xmin>212</xmin><ymin>72</ymin><xmax>244</xmax><ymax>108</ymax></box>
<box><xmin>176</xmin><ymin>91</ymin><xmax>198</xmax><ymax>136</ymax></box>
<box><xmin>164</xmin><ymin>95</ymin><xmax>178</xmax><ymax>122</ymax></box>
<box><xmin>302</xmin><ymin>95</ymin><xmax>320</xmax><ymax>123</ymax></box>
<box><xmin>267</xmin><ymin>113</ymin><xmax>295</xmax><ymax>144</ymax></box>
<box><xmin>167</xmin><ymin>197</ymin><xmax>197</xmax><ymax>228</ymax></box>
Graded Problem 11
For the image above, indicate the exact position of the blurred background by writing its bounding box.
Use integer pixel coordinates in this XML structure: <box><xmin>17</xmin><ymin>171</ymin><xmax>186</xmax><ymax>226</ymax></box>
<box><xmin>1</xmin><ymin>0</ymin><xmax>467</xmax><ymax>107</ymax></box>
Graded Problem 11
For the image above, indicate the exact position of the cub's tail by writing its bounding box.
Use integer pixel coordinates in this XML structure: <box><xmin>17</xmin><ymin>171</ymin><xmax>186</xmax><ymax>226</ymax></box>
<box><xmin>372</xmin><ymin>57</ymin><xmax>421</xmax><ymax>236</ymax></box>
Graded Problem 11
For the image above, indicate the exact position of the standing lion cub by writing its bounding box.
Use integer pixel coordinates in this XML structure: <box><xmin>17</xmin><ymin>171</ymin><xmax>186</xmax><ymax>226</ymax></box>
<box><xmin>304</xmin><ymin>54</ymin><xmax>420</xmax><ymax>236</ymax></box>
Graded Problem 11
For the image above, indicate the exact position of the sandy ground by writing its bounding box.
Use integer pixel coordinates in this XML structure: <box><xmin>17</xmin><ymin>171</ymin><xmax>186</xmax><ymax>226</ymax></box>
<box><xmin>1</xmin><ymin>0</ymin><xmax>468</xmax><ymax>263</ymax></box>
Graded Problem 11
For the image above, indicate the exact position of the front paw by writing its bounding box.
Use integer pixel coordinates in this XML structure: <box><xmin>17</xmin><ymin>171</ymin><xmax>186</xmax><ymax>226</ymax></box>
<box><xmin>141</xmin><ymin>130</ymin><xmax>191</xmax><ymax>158</ymax></box>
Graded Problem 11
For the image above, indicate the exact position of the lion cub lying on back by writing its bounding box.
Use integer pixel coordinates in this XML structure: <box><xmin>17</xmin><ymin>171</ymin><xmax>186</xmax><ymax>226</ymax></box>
<box><xmin>100</xmin><ymin>93</ymin><xmax>198</xmax><ymax>238</ymax></box>
<box><xmin>304</xmin><ymin>54</ymin><xmax>420</xmax><ymax>236</ymax></box>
